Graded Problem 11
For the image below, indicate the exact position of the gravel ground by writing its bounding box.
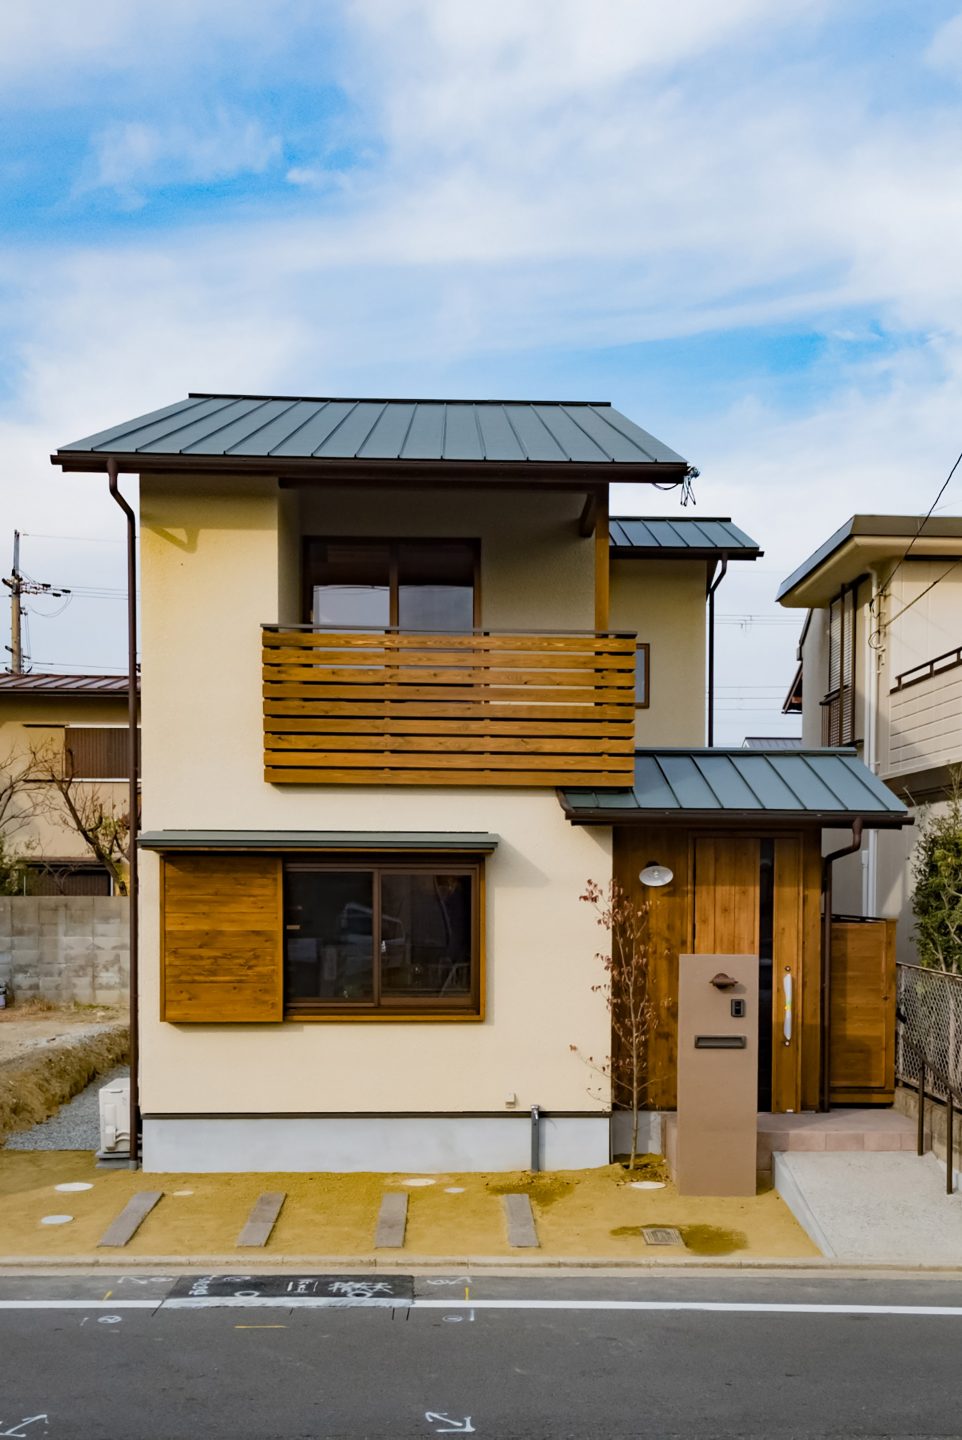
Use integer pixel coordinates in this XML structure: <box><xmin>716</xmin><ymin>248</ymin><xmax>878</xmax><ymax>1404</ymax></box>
<box><xmin>4</xmin><ymin>1065</ymin><xmax>129</xmax><ymax>1151</ymax></box>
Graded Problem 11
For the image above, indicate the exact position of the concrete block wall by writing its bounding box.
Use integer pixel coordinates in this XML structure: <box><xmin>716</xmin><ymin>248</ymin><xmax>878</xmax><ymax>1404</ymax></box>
<box><xmin>0</xmin><ymin>897</ymin><xmax>129</xmax><ymax>1006</ymax></box>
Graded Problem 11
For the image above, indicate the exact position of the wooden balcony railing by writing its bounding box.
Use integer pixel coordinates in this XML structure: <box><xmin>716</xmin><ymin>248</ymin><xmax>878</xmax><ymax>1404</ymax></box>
<box><xmin>262</xmin><ymin>627</ymin><xmax>637</xmax><ymax>786</ymax></box>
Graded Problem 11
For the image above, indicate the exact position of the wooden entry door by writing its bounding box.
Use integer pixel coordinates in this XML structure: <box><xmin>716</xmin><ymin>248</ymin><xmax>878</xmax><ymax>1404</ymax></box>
<box><xmin>693</xmin><ymin>836</ymin><xmax>802</xmax><ymax>1114</ymax></box>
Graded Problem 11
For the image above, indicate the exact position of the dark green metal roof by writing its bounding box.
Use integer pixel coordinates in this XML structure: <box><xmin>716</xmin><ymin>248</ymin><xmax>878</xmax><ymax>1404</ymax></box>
<box><xmin>138</xmin><ymin>830</ymin><xmax>499</xmax><ymax>852</ymax></box>
<box><xmin>610</xmin><ymin>517</ymin><xmax>760</xmax><ymax>559</ymax></box>
<box><xmin>55</xmin><ymin>394</ymin><xmax>688</xmax><ymax>470</ymax></box>
<box><xmin>559</xmin><ymin>749</ymin><xmax>909</xmax><ymax>827</ymax></box>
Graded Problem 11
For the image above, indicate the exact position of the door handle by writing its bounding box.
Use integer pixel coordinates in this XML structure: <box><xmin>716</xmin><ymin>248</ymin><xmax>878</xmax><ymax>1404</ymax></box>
<box><xmin>783</xmin><ymin>972</ymin><xmax>793</xmax><ymax>1044</ymax></box>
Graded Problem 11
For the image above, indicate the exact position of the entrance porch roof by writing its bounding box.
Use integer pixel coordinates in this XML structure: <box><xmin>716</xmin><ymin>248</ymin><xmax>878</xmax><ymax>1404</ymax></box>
<box><xmin>558</xmin><ymin>748</ymin><xmax>910</xmax><ymax>828</ymax></box>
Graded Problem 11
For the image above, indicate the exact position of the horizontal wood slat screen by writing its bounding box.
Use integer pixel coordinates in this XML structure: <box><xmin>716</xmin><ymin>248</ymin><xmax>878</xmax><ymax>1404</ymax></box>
<box><xmin>263</xmin><ymin>628</ymin><xmax>638</xmax><ymax>786</ymax></box>
<box><xmin>161</xmin><ymin>854</ymin><xmax>283</xmax><ymax>1022</ymax></box>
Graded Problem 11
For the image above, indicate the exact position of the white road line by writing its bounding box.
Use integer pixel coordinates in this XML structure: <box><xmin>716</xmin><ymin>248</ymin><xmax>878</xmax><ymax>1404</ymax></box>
<box><xmin>0</xmin><ymin>1300</ymin><xmax>158</xmax><ymax>1310</ymax></box>
<box><xmin>414</xmin><ymin>1299</ymin><xmax>962</xmax><ymax>1316</ymax></box>
<box><xmin>0</xmin><ymin>1296</ymin><xmax>961</xmax><ymax>1317</ymax></box>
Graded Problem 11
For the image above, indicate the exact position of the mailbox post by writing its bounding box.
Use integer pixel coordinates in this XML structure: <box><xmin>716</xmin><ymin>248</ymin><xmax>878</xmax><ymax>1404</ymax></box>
<box><xmin>673</xmin><ymin>953</ymin><xmax>759</xmax><ymax>1196</ymax></box>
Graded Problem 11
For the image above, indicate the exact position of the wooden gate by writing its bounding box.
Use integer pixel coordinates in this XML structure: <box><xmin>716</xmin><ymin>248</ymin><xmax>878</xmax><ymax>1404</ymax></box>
<box><xmin>829</xmin><ymin>918</ymin><xmax>896</xmax><ymax>1104</ymax></box>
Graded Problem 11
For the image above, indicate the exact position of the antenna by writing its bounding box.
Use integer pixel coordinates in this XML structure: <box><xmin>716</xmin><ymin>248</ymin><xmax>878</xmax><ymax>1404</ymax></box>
<box><xmin>2</xmin><ymin>531</ymin><xmax>70</xmax><ymax>674</ymax></box>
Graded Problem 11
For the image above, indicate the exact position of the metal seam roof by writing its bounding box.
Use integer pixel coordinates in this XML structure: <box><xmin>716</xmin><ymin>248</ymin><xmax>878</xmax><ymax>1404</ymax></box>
<box><xmin>609</xmin><ymin>517</ymin><xmax>760</xmax><ymax>555</ymax></box>
<box><xmin>138</xmin><ymin>830</ymin><xmax>499</xmax><ymax>851</ymax></box>
<box><xmin>559</xmin><ymin>749</ymin><xmax>909</xmax><ymax>824</ymax></box>
<box><xmin>0</xmin><ymin>672</ymin><xmax>134</xmax><ymax>696</ymax></box>
<box><xmin>56</xmin><ymin>395</ymin><xmax>688</xmax><ymax>468</ymax></box>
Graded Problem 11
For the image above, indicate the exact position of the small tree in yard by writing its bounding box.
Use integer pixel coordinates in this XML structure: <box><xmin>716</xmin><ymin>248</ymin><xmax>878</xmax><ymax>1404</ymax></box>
<box><xmin>0</xmin><ymin>749</ymin><xmax>36</xmax><ymax>893</ymax></box>
<box><xmin>912</xmin><ymin>774</ymin><xmax>962</xmax><ymax>974</ymax></box>
<box><xmin>27</xmin><ymin>739</ymin><xmax>133</xmax><ymax>896</ymax></box>
<box><xmin>571</xmin><ymin>878</ymin><xmax>655</xmax><ymax>1169</ymax></box>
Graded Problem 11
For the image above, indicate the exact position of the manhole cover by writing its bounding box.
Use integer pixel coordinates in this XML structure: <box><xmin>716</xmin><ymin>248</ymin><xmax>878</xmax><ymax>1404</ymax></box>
<box><xmin>642</xmin><ymin>1226</ymin><xmax>683</xmax><ymax>1247</ymax></box>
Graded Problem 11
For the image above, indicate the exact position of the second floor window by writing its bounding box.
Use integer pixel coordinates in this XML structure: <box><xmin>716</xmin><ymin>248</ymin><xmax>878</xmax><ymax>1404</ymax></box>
<box><xmin>304</xmin><ymin>538</ymin><xmax>478</xmax><ymax>631</ymax></box>
<box><xmin>824</xmin><ymin>584</ymin><xmax>857</xmax><ymax>745</ymax></box>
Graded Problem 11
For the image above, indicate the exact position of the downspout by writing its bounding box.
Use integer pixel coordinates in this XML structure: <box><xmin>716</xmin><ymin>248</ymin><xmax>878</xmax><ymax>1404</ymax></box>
<box><xmin>820</xmin><ymin>819</ymin><xmax>864</xmax><ymax>1111</ymax></box>
<box><xmin>108</xmin><ymin>459</ymin><xmax>139</xmax><ymax>1168</ymax></box>
<box><xmin>706</xmin><ymin>554</ymin><xmax>728</xmax><ymax>747</ymax></box>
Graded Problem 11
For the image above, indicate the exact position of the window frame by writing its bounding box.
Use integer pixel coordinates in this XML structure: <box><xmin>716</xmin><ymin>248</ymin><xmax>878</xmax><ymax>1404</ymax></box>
<box><xmin>63</xmin><ymin>725</ymin><xmax>134</xmax><ymax>782</ymax></box>
<box><xmin>634</xmin><ymin>642</ymin><xmax>650</xmax><ymax>710</ymax></box>
<box><xmin>282</xmin><ymin>853</ymin><xmax>485</xmax><ymax>1021</ymax></box>
<box><xmin>301</xmin><ymin>536</ymin><xmax>482</xmax><ymax>629</ymax></box>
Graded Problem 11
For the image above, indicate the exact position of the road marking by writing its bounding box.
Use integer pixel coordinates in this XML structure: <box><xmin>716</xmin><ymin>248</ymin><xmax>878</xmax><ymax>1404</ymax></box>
<box><xmin>3</xmin><ymin>1296</ymin><xmax>962</xmax><ymax>1318</ymax></box>
<box><xmin>414</xmin><ymin>1300</ymin><xmax>962</xmax><ymax>1316</ymax></box>
<box><xmin>0</xmin><ymin>1301</ymin><xmax>156</xmax><ymax>1310</ymax></box>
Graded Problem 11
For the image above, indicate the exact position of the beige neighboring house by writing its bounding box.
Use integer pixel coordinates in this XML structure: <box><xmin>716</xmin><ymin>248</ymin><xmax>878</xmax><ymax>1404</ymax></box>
<box><xmin>51</xmin><ymin>394</ymin><xmax>908</xmax><ymax>1173</ymax></box>
<box><xmin>778</xmin><ymin>515</ymin><xmax>962</xmax><ymax>960</ymax></box>
<box><xmin>0</xmin><ymin>672</ymin><xmax>135</xmax><ymax>894</ymax></box>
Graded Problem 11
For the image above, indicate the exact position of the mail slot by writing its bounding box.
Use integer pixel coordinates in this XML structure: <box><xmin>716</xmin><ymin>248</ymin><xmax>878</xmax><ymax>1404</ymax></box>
<box><xmin>694</xmin><ymin>1035</ymin><xmax>747</xmax><ymax>1049</ymax></box>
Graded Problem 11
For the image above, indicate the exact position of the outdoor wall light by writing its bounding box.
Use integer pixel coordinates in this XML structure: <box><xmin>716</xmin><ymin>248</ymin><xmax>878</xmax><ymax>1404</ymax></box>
<box><xmin>639</xmin><ymin>860</ymin><xmax>673</xmax><ymax>887</ymax></box>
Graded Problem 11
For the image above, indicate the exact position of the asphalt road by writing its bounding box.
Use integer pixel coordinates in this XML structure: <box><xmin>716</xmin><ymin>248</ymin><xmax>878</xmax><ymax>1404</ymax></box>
<box><xmin>1</xmin><ymin>1271</ymin><xmax>962</xmax><ymax>1439</ymax></box>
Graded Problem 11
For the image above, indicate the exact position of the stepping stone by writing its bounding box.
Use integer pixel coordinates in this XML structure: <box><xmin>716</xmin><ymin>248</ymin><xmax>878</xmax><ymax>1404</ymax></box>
<box><xmin>237</xmin><ymin>1192</ymin><xmax>286</xmax><ymax>1248</ymax></box>
<box><xmin>375</xmin><ymin>1192</ymin><xmax>408</xmax><ymax>1248</ymax></box>
<box><xmin>502</xmin><ymin>1193</ymin><xmax>539</xmax><ymax>1248</ymax></box>
<box><xmin>97</xmin><ymin>1191</ymin><xmax>163</xmax><ymax>1248</ymax></box>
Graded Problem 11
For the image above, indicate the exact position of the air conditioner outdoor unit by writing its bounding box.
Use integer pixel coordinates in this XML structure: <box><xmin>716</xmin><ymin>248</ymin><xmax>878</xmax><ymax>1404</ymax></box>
<box><xmin>97</xmin><ymin>1077</ymin><xmax>130</xmax><ymax>1159</ymax></box>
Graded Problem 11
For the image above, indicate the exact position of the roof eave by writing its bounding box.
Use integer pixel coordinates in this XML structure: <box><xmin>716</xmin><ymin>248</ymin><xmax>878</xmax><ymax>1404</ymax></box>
<box><xmin>559</xmin><ymin>804</ymin><xmax>911</xmax><ymax>829</ymax></box>
<box><xmin>611</xmin><ymin>546</ymin><xmax>763</xmax><ymax>561</ymax></box>
<box><xmin>51</xmin><ymin>451</ymin><xmax>691</xmax><ymax>487</ymax></box>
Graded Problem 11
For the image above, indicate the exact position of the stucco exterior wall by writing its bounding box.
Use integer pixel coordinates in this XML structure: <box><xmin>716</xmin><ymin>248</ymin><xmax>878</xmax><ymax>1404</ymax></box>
<box><xmin>610</xmin><ymin>559</ymin><xmax>707</xmax><ymax>747</ymax></box>
<box><xmin>138</xmin><ymin>476</ymin><xmax>614</xmax><ymax>1120</ymax></box>
<box><xmin>0</xmin><ymin>700</ymin><xmax>128</xmax><ymax>863</ymax></box>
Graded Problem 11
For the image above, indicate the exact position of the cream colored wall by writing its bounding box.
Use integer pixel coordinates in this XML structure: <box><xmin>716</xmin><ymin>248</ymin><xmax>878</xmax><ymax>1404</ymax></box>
<box><xmin>609</xmin><ymin>559</ymin><xmax>706</xmax><ymax>746</ymax></box>
<box><xmin>139</xmin><ymin>475</ymin><xmax>613</xmax><ymax>1116</ymax></box>
<box><xmin>800</xmin><ymin>613</ymin><xmax>826</xmax><ymax>748</ymax></box>
<box><xmin>879</xmin><ymin>560</ymin><xmax>962</xmax><ymax>781</ymax></box>
<box><xmin>0</xmin><ymin>700</ymin><xmax>128</xmax><ymax>861</ymax></box>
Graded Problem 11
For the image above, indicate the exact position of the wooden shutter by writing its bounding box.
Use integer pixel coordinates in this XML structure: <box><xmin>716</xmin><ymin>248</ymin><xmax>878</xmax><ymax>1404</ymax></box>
<box><xmin>161</xmin><ymin>855</ymin><xmax>283</xmax><ymax>1023</ymax></box>
<box><xmin>65</xmin><ymin>727</ymin><xmax>130</xmax><ymax>779</ymax></box>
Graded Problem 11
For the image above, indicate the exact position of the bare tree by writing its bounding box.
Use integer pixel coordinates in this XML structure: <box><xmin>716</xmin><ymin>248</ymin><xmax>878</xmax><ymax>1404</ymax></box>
<box><xmin>0</xmin><ymin>749</ymin><xmax>36</xmax><ymax>893</ymax></box>
<box><xmin>571</xmin><ymin>877</ymin><xmax>656</xmax><ymax>1169</ymax></box>
<box><xmin>27</xmin><ymin>738</ymin><xmax>133</xmax><ymax>896</ymax></box>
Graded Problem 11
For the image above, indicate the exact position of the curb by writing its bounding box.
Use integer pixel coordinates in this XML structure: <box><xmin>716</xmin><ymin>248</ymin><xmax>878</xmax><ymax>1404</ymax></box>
<box><xmin>3</xmin><ymin>1253</ymin><xmax>962</xmax><ymax>1274</ymax></box>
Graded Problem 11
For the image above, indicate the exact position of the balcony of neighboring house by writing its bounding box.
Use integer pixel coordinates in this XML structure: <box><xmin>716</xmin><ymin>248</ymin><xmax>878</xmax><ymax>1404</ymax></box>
<box><xmin>883</xmin><ymin>644</ymin><xmax>962</xmax><ymax>781</ymax></box>
<box><xmin>262</xmin><ymin>535</ymin><xmax>638</xmax><ymax>787</ymax></box>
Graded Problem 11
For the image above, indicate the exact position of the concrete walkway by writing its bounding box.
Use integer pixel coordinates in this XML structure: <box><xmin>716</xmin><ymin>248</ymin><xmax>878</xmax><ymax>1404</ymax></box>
<box><xmin>775</xmin><ymin>1150</ymin><xmax>962</xmax><ymax>1263</ymax></box>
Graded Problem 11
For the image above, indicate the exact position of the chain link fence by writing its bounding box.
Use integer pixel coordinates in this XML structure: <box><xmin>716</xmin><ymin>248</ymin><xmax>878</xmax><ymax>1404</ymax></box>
<box><xmin>896</xmin><ymin>963</ymin><xmax>962</xmax><ymax>1102</ymax></box>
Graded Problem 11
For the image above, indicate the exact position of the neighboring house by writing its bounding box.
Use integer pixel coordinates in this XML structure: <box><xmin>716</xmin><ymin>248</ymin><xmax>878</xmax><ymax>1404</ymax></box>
<box><xmin>0</xmin><ymin>672</ymin><xmax>136</xmax><ymax>894</ymax></box>
<box><xmin>778</xmin><ymin>514</ymin><xmax>962</xmax><ymax>961</ymax></box>
<box><xmin>53</xmin><ymin>395</ymin><xmax>908</xmax><ymax>1172</ymax></box>
<box><xmin>742</xmin><ymin>736</ymin><xmax>802</xmax><ymax>750</ymax></box>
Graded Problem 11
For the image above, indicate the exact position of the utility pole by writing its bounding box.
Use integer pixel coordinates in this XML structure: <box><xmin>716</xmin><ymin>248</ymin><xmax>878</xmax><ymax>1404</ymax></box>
<box><xmin>2</xmin><ymin>531</ymin><xmax>68</xmax><ymax>674</ymax></box>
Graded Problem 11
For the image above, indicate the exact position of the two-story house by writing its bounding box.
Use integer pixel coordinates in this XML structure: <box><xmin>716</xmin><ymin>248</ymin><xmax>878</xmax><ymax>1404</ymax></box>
<box><xmin>53</xmin><ymin>396</ymin><xmax>908</xmax><ymax>1172</ymax></box>
<box><xmin>778</xmin><ymin>515</ymin><xmax>962</xmax><ymax>962</ymax></box>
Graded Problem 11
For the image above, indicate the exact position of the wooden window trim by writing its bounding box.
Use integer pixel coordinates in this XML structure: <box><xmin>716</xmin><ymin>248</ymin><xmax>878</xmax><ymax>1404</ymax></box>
<box><xmin>301</xmin><ymin>536</ymin><xmax>482</xmax><ymax>628</ymax></box>
<box><xmin>634</xmin><ymin>642</ymin><xmax>650</xmax><ymax>710</ymax></box>
<box><xmin>282</xmin><ymin>854</ymin><xmax>486</xmax><ymax>1022</ymax></box>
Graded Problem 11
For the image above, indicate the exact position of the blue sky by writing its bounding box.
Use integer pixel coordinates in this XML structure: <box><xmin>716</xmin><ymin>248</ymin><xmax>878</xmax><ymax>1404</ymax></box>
<box><xmin>2</xmin><ymin>0</ymin><xmax>962</xmax><ymax>739</ymax></box>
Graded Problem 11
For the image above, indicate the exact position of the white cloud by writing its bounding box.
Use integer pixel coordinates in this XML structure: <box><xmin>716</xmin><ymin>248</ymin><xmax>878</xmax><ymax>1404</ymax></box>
<box><xmin>82</xmin><ymin>110</ymin><xmax>281</xmax><ymax>199</ymax></box>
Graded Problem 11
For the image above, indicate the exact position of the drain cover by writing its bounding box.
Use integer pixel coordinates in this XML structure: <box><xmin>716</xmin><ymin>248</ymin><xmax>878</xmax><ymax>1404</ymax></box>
<box><xmin>642</xmin><ymin>1226</ymin><xmax>683</xmax><ymax>1247</ymax></box>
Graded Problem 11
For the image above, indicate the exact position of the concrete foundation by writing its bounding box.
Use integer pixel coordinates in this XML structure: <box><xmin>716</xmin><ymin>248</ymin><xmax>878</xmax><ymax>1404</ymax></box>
<box><xmin>141</xmin><ymin>1113</ymin><xmax>611</xmax><ymax>1174</ymax></box>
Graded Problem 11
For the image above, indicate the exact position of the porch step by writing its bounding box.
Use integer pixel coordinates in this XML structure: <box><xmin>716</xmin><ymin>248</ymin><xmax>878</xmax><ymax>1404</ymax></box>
<box><xmin>758</xmin><ymin>1109</ymin><xmax>922</xmax><ymax>1163</ymax></box>
<box><xmin>664</xmin><ymin>1110</ymin><xmax>924</xmax><ymax>1180</ymax></box>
